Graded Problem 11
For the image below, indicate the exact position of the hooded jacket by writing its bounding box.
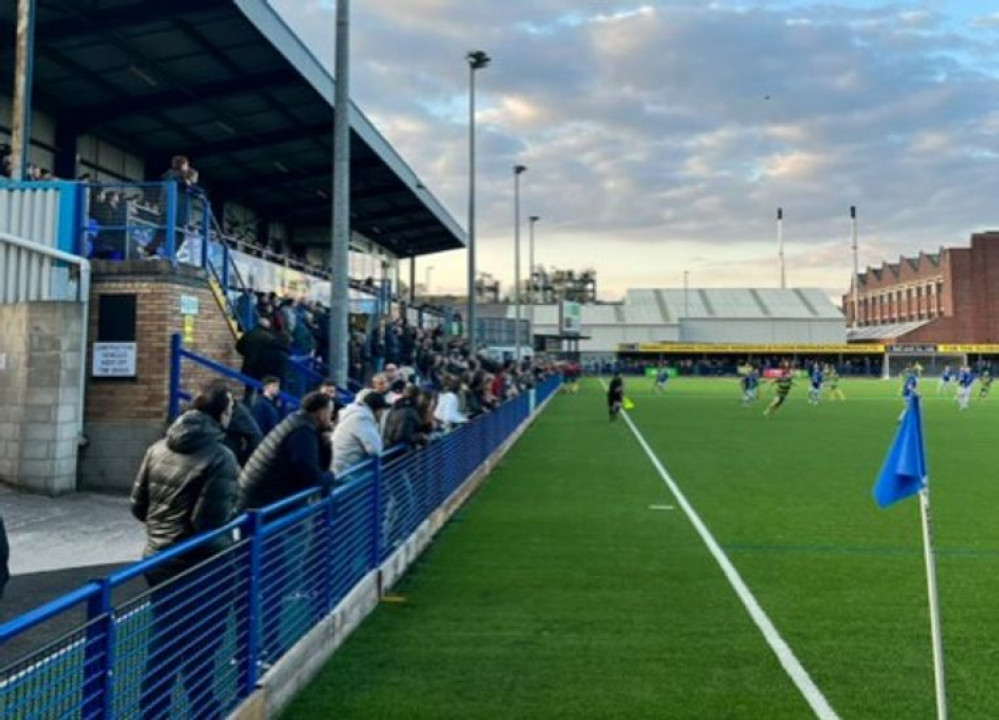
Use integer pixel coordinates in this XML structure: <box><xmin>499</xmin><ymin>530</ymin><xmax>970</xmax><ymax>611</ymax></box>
<box><xmin>131</xmin><ymin>411</ymin><xmax>239</xmax><ymax>581</ymax></box>
<box><xmin>332</xmin><ymin>403</ymin><xmax>383</xmax><ymax>477</ymax></box>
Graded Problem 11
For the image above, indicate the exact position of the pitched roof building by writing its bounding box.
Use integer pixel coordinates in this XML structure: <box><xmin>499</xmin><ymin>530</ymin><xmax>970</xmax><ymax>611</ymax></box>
<box><xmin>844</xmin><ymin>231</ymin><xmax>999</xmax><ymax>343</ymax></box>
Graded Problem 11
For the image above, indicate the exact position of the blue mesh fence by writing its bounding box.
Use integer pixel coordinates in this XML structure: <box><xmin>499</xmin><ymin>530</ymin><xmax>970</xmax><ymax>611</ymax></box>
<box><xmin>0</xmin><ymin>377</ymin><xmax>560</xmax><ymax>719</ymax></box>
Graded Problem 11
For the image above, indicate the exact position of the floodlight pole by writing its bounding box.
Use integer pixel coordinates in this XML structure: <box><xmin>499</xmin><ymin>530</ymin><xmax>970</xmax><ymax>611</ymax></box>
<box><xmin>11</xmin><ymin>0</ymin><xmax>37</xmax><ymax>181</ymax></box>
<box><xmin>467</xmin><ymin>50</ymin><xmax>490</xmax><ymax>353</ymax></box>
<box><xmin>851</xmin><ymin>205</ymin><xmax>860</xmax><ymax>329</ymax></box>
<box><xmin>528</xmin><ymin>215</ymin><xmax>540</xmax><ymax>347</ymax></box>
<box><xmin>777</xmin><ymin>207</ymin><xmax>786</xmax><ymax>289</ymax></box>
<box><xmin>683</xmin><ymin>270</ymin><xmax>690</xmax><ymax>318</ymax></box>
<box><xmin>513</xmin><ymin>164</ymin><xmax>527</xmax><ymax>362</ymax></box>
<box><xmin>329</xmin><ymin>0</ymin><xmax>351</xmax><ymax>387</ymax></box>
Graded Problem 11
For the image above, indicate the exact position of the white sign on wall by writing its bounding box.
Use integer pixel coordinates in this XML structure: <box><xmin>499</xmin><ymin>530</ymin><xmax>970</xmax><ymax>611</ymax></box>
<box><xmin>180</xmin><ymin>295</ymin><xmax>200</xmax><ymax>316</ymax></box>
<box><xmin>93</xmin><ymin>343</ymin><xmax>137</xmax><ymax>378</ymax></box>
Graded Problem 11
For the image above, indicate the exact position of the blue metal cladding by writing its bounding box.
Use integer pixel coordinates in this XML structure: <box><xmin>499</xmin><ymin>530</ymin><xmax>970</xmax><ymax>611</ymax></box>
<box><xmin>0</xmin><ymin>378</ymin><xmax>560</xmax><ymax>719</ymax></box>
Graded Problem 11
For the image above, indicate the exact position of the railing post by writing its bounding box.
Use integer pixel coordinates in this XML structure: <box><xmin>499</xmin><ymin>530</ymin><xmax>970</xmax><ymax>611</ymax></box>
<box><xmin>164</xmin><ymin>182</ymin><xmax>177</xmax><ymax>267</ymax></box>
<box><xmin>83</xmin><ymin>579</ymin><xmax>114</xmax><ymax>719</ymax></box>
<box><xmin>221</xmin><ymin>244</ymin><xmax>231</xmax><ymax>292</ymax></box>
<box><xmin>245</xmin><ymin>512</ymin><xmax>263</xmax><ymax>693</ymax></box>
<box><xmin>168</xmin><ymin>333</ymin><xmax>182</xmax><ymax>421</ymax></box>
<box><xmin>371</xmin><ymin>457</ymin><xmax>384</xmax><ymax>568</ymax></box>
<box><xmin>323</xmin><ymin>494</ymin><xmax>336</xmax><ymax>613</ymax></box>
<box><xmin>200</xmin><ymin>198</ymin><xmax>211</xmax><ymax>270</ymax></box>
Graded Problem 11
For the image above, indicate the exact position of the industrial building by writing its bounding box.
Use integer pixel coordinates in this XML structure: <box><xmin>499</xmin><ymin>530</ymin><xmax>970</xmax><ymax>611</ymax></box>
<box><xmin>481</xmin><ymin>287</ymin><xmax>846</xmax><ymax>360</ymax></box>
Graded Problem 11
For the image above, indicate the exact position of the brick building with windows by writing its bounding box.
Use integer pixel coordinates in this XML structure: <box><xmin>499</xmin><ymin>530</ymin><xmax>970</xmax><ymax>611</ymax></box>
<box><xmin>843</xmin><ymin>231</ymin><xmax>999</xmax><ymax>343</ymax></box>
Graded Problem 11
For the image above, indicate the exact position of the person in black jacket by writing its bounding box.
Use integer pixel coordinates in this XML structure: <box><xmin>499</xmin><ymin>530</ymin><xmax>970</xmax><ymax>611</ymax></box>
<box><xmin>130</xmin><ymin>383</ymin><xmax>238</xmax><ymax>719</ymax></box>
<box><xmin>237</xmin><ymin>391</ymin><xmax>336</xmax><ymax>512</ymax></box>
<box><xmin>251</xmin><ymin>375</ymin><xmax>283</xmax><ymax>437</ymax></box>
<box><xmin>236</xmin><ymin>317</ymin><xmax>288</xmax><ymax>401</ymax></box>
<box><xmin>224</xmin><ymin>392</ymin><xmax>264</xmax><ymax>467</ymax></box>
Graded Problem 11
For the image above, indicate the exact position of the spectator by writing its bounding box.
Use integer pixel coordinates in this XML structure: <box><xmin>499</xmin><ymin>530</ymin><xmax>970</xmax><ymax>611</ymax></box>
<box><xmin>223</xmin><ymin>388</ymin><xmax>264</xmax><ymax>467</ymax></box>
<box><xmin>236</xmin><ymin>316</ymin><xmax>288</xmax><ymax>399</ymax></box>
<box><xmin>144</xmin><ymin>155</ymin><xmax>201</xmax><ymax>258</ymax></box>
<box><xmin>131</xmin><ymin>383</ymin><xmax>238</xmax><ymax>581</ymax></box>
<box><xmin>237</xmin><ymin>391</ymin><xmax>337</xmax><ymax>511</ymax></box>
<box><xmin>332</xmin><ymin>391</ymin><xmax>388</xmax><ymax>477</ymax></box>
<box><xmin>383</xmin><ymin>385</ymin><xmax>430</xmax><ymax>450</ymax></box>
<box><xmin>434</xmin><ymin>376</ymin><xmax>468</xmax><ymax>430</ymax></box>
<box><xmin>130</xmin><ymin>384</ymin><xmax>238</xmax><ymax>720</ymax></box>
<box><xmin>251</xmin><ymin>376</ymin><xmax>283</xmax><ymax>436</ymax></box>
<box><xmin>235</xmin><ymin>289</ymin><xmax>259</xmax><ymax>332</ymax></box>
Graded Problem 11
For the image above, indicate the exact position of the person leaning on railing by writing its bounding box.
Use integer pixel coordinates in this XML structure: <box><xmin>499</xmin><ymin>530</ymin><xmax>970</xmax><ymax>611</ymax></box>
<box><xmin>130</xmin><ymin>384</ymin><xmax>239</xmax><ymax>586</ymax></box>
<box><xmin>236</xmin><ymin>391</ymin><xmax>337</xmax><ymax>512</ymax></box>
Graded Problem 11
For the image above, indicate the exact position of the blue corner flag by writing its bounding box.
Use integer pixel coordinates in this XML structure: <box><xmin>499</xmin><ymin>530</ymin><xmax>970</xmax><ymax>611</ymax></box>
<box><xmin>873</xmin><ymin>394</ymin><xmax>928</xmax><ymax>508</ymax></box>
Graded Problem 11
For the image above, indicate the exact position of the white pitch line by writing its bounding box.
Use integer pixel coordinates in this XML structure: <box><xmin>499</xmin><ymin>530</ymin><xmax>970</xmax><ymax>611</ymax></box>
<box><xmin>648</xmin><ymin>505</ymin><xmax>675</xmax><ymax>511</ymax></box>
<box><xmin>602</xmin><ymin>379</ymin><xmax>839</xmax><ymax>720</ymax></box>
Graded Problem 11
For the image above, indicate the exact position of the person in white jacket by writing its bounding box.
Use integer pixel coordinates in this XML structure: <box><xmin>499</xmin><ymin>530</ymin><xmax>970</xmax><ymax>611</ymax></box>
<box><xmin>434</xmin><ymin>376</ymin><xmax>468</xmax><ymax>430</ymax></box>
<box><xmin>332</xmin><ymin>391</ymin><xmax>388</xmax><ymax>477</ymax></box>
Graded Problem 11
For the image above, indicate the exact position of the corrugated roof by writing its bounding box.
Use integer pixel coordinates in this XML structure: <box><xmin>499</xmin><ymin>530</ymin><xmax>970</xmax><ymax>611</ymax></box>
<box><xmin>847</xmin><ymin>320</ymin><xmax>933</xmax><ymax>341</ymax></box>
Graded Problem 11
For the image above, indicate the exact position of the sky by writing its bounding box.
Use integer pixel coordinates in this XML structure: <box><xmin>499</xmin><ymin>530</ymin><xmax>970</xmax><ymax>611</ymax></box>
<box><xmin>269</xmin><ymin>0</ymin><xmax>999</xmax><ymax>300</ymax></box>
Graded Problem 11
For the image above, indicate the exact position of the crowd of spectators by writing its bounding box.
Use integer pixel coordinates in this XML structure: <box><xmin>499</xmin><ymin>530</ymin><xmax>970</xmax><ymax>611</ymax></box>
<box><xmin>133</xmin><ymin>332</ymin><xmax>558</xmax><ymax>587</ymax></box>
<box><xmin>1</xmin><ymin>144</ymin><xmax>58</xmax><ymax>181</ymax></box>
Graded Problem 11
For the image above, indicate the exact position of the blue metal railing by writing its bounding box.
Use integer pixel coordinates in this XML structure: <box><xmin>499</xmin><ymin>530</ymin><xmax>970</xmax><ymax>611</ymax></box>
<box><xmin>0</xmin><ymin>378</ymin><xmax>561</xmax><ymax>719</ymax></box>
<box><xmin>168</xmin><ymin>335</ymin><xmax>355</xmax><ymax>421</ymax></box>
<box><xmin>168</xmin><ymin>334</ymin><xmax>304</xmax><ymax>421</ymax></box>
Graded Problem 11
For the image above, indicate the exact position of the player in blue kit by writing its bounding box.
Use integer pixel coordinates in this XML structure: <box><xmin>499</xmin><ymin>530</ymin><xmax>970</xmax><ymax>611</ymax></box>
<box><xmin>653</xmin><ymin>365</ymin><xmax>670</xmax><ymax>394</ymax></box>
<box><xmin>740</xmin><ymin>368</ymin><xmax>759</xmax><ymax>405</ymax></box>
<box><xmin>937</xmin><ymin>365</ymin><xmax>954</xmax><ymax>394</ymax></box>
<box><xmin>807</xmin><ymin>364</ymin><xmax>823</xmax><ymax>406</ymax></box>
<box><xmin>956</xmin><ymin>366</ymin><xmax>974</xmax><ymax>411</ymax></box>
<box><xmin>899</xmin><ymin>367</ymin><xmax>919</xmax><ymax>422</ymax></box>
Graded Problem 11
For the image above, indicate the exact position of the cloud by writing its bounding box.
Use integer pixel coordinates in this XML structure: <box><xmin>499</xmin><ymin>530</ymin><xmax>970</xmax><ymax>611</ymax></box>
<box><xmin>269</xmin><ymin>1</ymin><xmax>999</xmax><ymax>299</ymax></box>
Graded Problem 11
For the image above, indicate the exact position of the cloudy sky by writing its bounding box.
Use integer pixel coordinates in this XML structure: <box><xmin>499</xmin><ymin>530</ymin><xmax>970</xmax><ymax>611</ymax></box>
<box><xmin>270</xmin><ymin>0</ymin><xmax>999</xmax><ymax>300</ymax></box>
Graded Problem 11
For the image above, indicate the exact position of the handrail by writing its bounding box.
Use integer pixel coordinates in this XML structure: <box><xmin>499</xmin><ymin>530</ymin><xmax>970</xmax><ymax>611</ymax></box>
<box><xmin>0</xmin><ymin>582</ymin><xmax>102</xmax><ymax>644</ymax></box>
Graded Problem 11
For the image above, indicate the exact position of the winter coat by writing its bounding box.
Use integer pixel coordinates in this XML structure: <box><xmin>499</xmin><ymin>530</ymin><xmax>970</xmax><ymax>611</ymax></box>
<box><xmin>236</xmin><ymin>327</ymin><xmax>288</xmax><ymax>381</ymax></box>
<box><xmin>332</xmin><ymin>404</ymin><xmax>384</xmax><ymax>477</ymax></box>
<box><xmin>251</xmin><ymin>396</ymin><xmax>282</xmax><ymax>437</ymax></box>
<box><xmin>131</xmin><ymin>411</ymin><xmax>239</xmax><ymax>584</ymax></box>
<box><xmin>237</xmin><ymin>411</ymin><xmax>336</xmax><ymax>511</ymax></box>
<box><xmin>382</xmin><ymin>398</ymin><xmax>426</xmax><ymax>449</ymax></box>
<box><xmin>223</xmin><ymin>401</ymin><xmax>263</xmax><ymax>467</ymax></box>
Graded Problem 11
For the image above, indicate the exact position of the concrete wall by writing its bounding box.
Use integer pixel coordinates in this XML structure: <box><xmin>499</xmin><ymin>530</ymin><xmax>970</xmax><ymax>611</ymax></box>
<box><xmin>0</xmin><ymin>302</ymin><xmax>83</xmax><ymax>495</ymax></box>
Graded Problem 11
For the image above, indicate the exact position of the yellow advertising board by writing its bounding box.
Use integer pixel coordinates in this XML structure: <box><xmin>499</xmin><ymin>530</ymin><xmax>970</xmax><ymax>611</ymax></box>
<box><xmin>618</xmin><ymin>343</ymin><xmax>886</xmax><ymax>354</ymax></box>
<box><xmin>937</xmin><ymin>344</ymin><xmax>999</xmax><ymax>354</ymax></box>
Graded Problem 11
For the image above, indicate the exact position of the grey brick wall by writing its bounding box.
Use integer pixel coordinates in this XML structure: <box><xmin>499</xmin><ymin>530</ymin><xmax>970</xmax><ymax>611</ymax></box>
<box><xmin>0</xmin><ymin>302</ymin><xmax>84</xmax><ymax>495</ymax></box>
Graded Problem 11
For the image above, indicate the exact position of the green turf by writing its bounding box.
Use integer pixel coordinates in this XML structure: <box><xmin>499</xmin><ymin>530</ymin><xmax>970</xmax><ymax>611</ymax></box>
<box><xmin>286</xmin><ymin>377</ymin><xmax>999</xmax><ymax>718</ymax></box>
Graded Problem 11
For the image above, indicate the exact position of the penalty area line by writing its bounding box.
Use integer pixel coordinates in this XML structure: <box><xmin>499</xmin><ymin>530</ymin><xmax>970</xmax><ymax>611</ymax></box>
<box><xmin>601</xmin><ymin>379</ymin><xmax>839</xmax><ymax>720</ymax></box>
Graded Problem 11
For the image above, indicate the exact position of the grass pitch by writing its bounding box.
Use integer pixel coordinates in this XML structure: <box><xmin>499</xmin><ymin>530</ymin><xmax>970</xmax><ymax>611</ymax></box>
<box><xmin>286</xmin><ymin>377</ymin><xmax>999</xmax><ymax>718</ymax></box>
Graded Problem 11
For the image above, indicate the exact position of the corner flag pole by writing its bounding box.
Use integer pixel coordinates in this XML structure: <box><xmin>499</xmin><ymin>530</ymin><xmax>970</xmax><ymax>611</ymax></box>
<box><xmin>873</xmin><ymin>393</ymin><xmax>947</xmax><ymax>719</ymax></box>
<box><xmin>919</xmin><ymin>486</ymin><xmax>948</xmax><ymax>720</ymax></box>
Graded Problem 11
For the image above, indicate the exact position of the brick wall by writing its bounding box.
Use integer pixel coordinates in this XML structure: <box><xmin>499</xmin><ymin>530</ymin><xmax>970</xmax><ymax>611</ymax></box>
<box><xmin>845</xmin><ymin>232</ymin><xmax>999</xmax><ymax>343</ymax></box>
<box><xmin>80</xmin><ymin>259</ymin><xmax>242</xmax><ymax>492</ymax></box>
<box><xmin>0</xmin><ymin>302</ymin><xmax>84</xmax><ymax>496</ymax></box>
